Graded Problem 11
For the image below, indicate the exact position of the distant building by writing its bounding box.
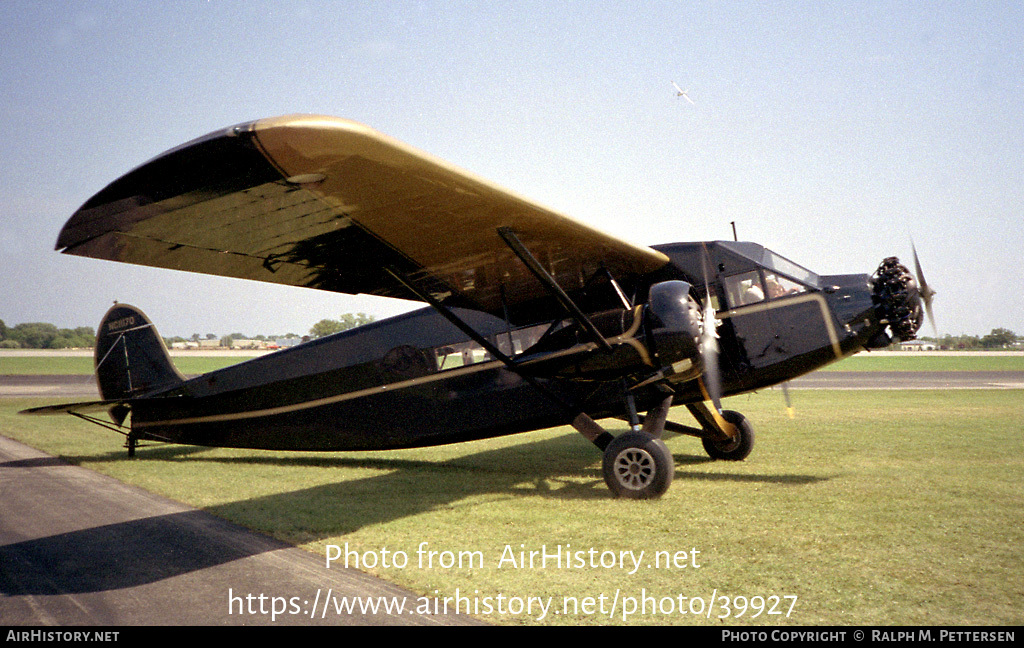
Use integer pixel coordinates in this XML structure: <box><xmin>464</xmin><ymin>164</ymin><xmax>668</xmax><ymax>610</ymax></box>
<box><xmin>899</xmin><ymin>340</ymin><xmax>937</xmax><ymax>351</ymax></box>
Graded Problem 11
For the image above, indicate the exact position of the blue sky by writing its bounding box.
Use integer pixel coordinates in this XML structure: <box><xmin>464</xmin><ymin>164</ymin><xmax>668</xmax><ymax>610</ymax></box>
<box><xmin>2</xmin><ymin>1</ymin><xmax>1022</xmax><ymax>338</ymax></box>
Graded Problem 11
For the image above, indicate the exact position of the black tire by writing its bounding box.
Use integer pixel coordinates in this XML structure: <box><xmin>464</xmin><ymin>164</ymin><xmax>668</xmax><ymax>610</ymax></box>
<box><xmin>602</xmin><ymin>431</ymin><xmax>674</xmax><ymax>499</ymax></box>
<box><xmin>701</xmin><ymin>410</ymin><xmax>754</xmax><ymax>461</ymax></box>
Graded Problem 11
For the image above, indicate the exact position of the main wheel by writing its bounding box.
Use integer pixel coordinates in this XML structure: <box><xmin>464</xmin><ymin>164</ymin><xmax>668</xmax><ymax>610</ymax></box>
<box><xmin>701</xmin><ymin>410</ymin><xmax>754</xmax><ymax>461</ymax></box>
<box><xmin>602</xmin><ymin>431</ymin><xmax>674</xmax><ymax>499</ymax></box>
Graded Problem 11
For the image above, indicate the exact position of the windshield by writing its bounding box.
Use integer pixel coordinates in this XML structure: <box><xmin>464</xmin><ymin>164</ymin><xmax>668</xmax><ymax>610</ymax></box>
<box><xmin>761</xmin><ymin>249</ymin><xmax>819</xmax><ymax>287</ymax></box>
<box><xmin>717</xmin><ymin>241</ymin><xmax>820</xmax><ymax>287</ymax></box>
<box><xmin>714</xmin><ymin>242</ymin><xmax>821</xmax><ymax>309</ymax></box>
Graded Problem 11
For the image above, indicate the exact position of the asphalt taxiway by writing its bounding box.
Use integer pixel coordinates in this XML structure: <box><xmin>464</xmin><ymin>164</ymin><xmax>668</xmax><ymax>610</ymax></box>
<box><xmin>0</xmin><ymin>435</ymin><xmax>482</xmax><ymax>625</ymax></box>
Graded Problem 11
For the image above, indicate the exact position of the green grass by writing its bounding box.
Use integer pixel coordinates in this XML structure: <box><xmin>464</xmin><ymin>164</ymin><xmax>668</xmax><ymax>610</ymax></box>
<box><xmin>3</xmin><ymin>389</ymin><xmax>1022</xmax><ymax>625</ymax></box>
<box><xmin>822</xmin><ymin>354</ymin><xmax>1024</xmax><ymax>372</ymax></box>
<box><xmin>0</xmin><ymin>354</ymin><xmax>259</xmax><ymax>376</ymax></box>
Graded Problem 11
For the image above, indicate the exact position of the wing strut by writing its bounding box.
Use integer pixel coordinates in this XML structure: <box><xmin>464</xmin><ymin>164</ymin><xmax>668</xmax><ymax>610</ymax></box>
<box><xmin>497</xmin><ymin>227</ymin><xmax>613</xmax><ymax>352</ymax></box>
<box><xmin>384</xmin><ymin>266</ymin><xmax>616</xmax><ymax>451</ymax></box>
<box><xmin>384</xmin><ymin>267</ymin><xmax>519</xmax><ymax>369</ymax></box>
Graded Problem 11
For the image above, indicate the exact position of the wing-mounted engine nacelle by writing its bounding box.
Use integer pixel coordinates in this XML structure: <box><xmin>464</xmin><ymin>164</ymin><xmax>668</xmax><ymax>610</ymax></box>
<box><xmin>514</xmin><ymin>281</ymin><xmax>704</xmax><ymax>383</ymax></box>
<box><xmin>642</xmin><ymin>280</ymin><xmax>704</xmax><ymax>383</ymax></box>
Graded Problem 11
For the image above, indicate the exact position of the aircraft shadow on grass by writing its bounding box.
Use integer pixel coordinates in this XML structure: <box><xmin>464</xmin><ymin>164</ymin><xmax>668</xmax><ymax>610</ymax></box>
<box><xmin>0</xmin><ymin>432</ymin><xmax>825</xmax><ymax>596</ymax></box>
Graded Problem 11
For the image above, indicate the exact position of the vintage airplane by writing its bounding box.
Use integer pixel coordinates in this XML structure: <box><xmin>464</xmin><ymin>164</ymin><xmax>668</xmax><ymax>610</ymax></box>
<box><xmin>21</xmin><ymin>114</ymin><xmax>933</xmax><ymax>499</ymax></box>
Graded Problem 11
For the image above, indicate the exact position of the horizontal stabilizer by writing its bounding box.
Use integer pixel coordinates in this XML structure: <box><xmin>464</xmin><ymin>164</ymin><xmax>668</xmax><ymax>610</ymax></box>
<box><xmin>19</xmin><ymin>400</ymin><xmax>130</xmax><ymax>417</ymax></box>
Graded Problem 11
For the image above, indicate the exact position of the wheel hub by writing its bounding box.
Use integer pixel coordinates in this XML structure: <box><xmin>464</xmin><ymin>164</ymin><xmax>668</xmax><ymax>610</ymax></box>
<box><xmin>613</xmin><ymin>448</ymin><xmax>656</xmax><ymax>490</ymax></box>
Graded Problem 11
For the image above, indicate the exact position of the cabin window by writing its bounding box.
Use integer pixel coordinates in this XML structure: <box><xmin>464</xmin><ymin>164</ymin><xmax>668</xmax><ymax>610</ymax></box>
<box><xmin>502</xmin><ymin>323</ymin><xmax>549</xmax><ymax>355</ymax></box>
<box><xmin>435</xmin><ymin>341</ymin><xmax>490</xmax><ymax>370</ymax></box>
<box><xmin>724</xmin><ymin>271</ymin><xmax>765</xmax><ymax>307</ymax></box>
<box><xmin>762</xmin><ymin>250</ymin><xmax>819</xmax><ymax>287</ymax></box>
<box><xmin>763</xmin><ymin>272</ymin><xmax>807</xmax><ymax>299</ymax></box>
<box><xmin>724</xmin><ymin>270</ymin><xmax>809</xmax><ymax>308</ymax></box>
<box><xmin>431</xmin><ymin>323</ymin><xmax>551</xmax><ymax>372</ymax></box>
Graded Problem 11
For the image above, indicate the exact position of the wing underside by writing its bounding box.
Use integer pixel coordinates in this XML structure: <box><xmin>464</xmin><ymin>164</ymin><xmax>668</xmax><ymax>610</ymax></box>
<box><xmin>58</xmin><ymin>115</ymin><xmax>668</xmax><ymax>322</ymax></box>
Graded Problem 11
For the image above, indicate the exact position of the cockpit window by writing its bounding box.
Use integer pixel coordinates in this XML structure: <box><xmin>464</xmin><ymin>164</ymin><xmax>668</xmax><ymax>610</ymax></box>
<box><xmin>717</xmin><ymin>242</ymin><xmax>820</xmax><ymax>288</ymax></box>
<box><xmin>435</xmin><ymin>341</ymin><xmax>489</xmax><ymax>370</ymax></box>
<box><xmin>724</xmin><ymin>271</ymin><xmax>765</xmax><ymax>306</ymax></box>
<box><xmin>762</xmin><ymin>251</ymin><xmax>819</xmax><ymax>287</ymax></box>
<box><xmin>764</xmin><ymin>272</ymin><xmax>807</xmax><ymax>299</ymax></box>
<box><xmin>724</xmin><ymin>270</ymin><xmax>809</xmax><ymax>308</ymax></box>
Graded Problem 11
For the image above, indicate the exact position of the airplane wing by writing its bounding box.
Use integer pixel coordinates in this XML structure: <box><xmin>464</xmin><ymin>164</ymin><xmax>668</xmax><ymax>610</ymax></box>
<box><xmin>58</xmin><ymin>115</ymin><xmax>669</xmax><ymax>322</ymax></box>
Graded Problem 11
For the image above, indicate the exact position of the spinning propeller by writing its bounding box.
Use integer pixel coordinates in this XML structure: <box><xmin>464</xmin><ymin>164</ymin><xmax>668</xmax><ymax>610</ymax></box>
<box><xmin>698</xmin><ymin>248</ymin><xmax>724</xmax><ymax>413</ymax></box>
<box><xmin>912</xmin><ymin>241</ymin><xmax>937</xmax><ymax>335</ymax></box>
<box><xmin>699</xmin><ymin>288</ymin><xmax>722</xmax><ymax>412</ymax></box>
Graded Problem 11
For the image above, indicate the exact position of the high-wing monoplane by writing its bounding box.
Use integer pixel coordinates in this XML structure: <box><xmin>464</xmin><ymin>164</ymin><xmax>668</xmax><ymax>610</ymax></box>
<box><xmin>22</xmin><ymin>115</ymin><xmax>932</xmax><ymax>498</ymax></box>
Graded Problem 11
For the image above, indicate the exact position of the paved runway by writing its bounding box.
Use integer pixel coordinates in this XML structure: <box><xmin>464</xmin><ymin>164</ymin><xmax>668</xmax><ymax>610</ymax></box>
<box><xmin>0</xmin><ymin>435</ymin><xmax>481</xmax><ymax>626</ymax></box>
<box><xmin>0</xmin><ymin>375</ymin><xmax>101</xmax><ymax>399</ymax></box>
<box><xmin>787</xmin><ymin>370</ymin><xmax>1024</xmax><ymax>390</ymax></box>
<box><xmin>4</xmin><ymin>370</ymin><xmax>1024</xmax><ymax>400</ymax></box>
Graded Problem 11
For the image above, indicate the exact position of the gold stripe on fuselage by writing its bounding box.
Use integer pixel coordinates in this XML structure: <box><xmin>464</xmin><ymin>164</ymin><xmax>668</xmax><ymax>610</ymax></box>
<box><xmin>133</xmin><ymin>358</ymin><xmax>506</xmax><ymax>429</ymax></box>
<box><xmin>135</xmin><ymin>306</ymin><xmax>651</xmax><ymax>429</ymax></box>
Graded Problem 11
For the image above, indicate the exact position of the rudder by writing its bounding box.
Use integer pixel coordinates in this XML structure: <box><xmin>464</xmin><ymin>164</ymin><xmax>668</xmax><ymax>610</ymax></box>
<box><xmin>94</xmin><ymin>303</ymin><xmax>184</xmax><ymax>400</ymax></box>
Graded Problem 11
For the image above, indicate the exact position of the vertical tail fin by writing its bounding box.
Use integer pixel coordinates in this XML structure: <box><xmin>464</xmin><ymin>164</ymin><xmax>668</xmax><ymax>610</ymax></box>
<box><xmin>94</xmin><ymin>303</ymin><xmax>184</xmax><ymax>400</ymax></box>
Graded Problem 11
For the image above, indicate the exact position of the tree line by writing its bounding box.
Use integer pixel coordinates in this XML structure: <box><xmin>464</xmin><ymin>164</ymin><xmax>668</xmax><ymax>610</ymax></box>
<box><xmin>0</xmin><ymin>314</ymin><xmax>376</xmax><ymax>350</ymax></box>
<box><xmin>921</xmin><ymin>328</ymin><xmax>1019</xmax><ymax>350</ymax></box>
<box><xmin>1</xmin><ymin>316</ymin><xmax>1016</xmax><ymax>351</ymax></box>
<box><xmin>0</xmin><ymin>321</ymin><xmax>95</xmax><ymax>349</ymax></box>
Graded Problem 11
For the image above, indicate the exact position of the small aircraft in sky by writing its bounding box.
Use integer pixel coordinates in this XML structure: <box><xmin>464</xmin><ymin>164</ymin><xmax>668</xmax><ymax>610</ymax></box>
<box><xmin>22</xmin><ymin>115</ymin><xmax>932</xmax><ymax>498</ymax></box>
<box><xmin>672</xmin><ymin>82</ymin><xmax>695</xmax><ymax>104</ymax></box>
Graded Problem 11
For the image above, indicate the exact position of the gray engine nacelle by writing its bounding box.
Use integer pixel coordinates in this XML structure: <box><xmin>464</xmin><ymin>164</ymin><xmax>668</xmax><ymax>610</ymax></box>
<box><xmin>643</xmin><ymin>280</ymin><xmax>704</xmax><ymax>383</ymax></box>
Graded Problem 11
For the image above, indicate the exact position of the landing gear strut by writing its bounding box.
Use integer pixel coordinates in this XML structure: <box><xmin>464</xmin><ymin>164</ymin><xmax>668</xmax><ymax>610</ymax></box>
<box><xmin>700</xmin><ymin>410</ymin><xmax>755</xmax><ymax>461</ymax></box>
<box><xmin>574</xmin><ymin>394</ymin><xmax>677</xmax><ymax>499</ymax></box>
<box><xmin>573</xmin><ymin>394</ymin><xmax>755</xmax><ymax>498</ymax></box>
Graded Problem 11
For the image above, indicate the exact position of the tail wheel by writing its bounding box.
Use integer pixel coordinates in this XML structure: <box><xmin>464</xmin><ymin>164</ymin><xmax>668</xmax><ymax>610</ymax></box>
<box><xmin>602</xmin><ymin>431</ymin><xmax>674</xmax><ymax>499</ymax></box>
<box><xmin>701</xmin><ymin>410</ymin><xmax>755</xmax><ymax>461</ymax></box>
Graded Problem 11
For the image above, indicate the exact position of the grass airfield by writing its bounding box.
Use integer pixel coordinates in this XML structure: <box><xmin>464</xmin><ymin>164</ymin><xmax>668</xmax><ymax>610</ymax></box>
<box><xmin>2</xmin><ymin>348</ymin><xmax>1024</xmax><ymax>376</ymax></box>
<box><xmin>1</xmin><ymin>355</ymin><xmax>1022</xmax><ymax>625</ymax></box>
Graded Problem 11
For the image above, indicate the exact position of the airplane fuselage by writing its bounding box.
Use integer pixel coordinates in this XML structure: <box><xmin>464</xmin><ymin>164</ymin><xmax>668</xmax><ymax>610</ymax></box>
<box><xmin>129</xmin><ymin>241</ymin><xmax>892</xmax><ymax>452</ymax></box>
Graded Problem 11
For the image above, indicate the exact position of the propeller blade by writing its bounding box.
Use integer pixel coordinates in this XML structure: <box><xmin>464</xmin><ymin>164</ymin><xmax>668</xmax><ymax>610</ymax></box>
<box><xmin>700</xmin><ymin>297</ymin><xmax>722</xmax><ymax>412</ymax></box>
<box><xmin>912</xmin><ymin>241</ymin><xmax>937</xmax><ymax>334</ymax></box>
<box><xmin>699</xmin><ymin>248</ymin><xmax>723</xmax><ymax>412</ymax></box>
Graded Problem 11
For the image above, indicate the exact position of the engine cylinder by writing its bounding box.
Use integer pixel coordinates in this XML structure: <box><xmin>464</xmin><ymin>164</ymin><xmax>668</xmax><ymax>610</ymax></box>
<box><xmin>872</xmin><ymin>257</ymin><xmax>924</xmax><ymax>342</ymax></box>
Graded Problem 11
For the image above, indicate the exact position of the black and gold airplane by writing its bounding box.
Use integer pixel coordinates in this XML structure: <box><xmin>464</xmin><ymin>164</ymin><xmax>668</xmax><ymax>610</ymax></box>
<box><xmin>22</xmin><ymin>115</ymin><xmax>933</xmax><ymax>498</ymax></box>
